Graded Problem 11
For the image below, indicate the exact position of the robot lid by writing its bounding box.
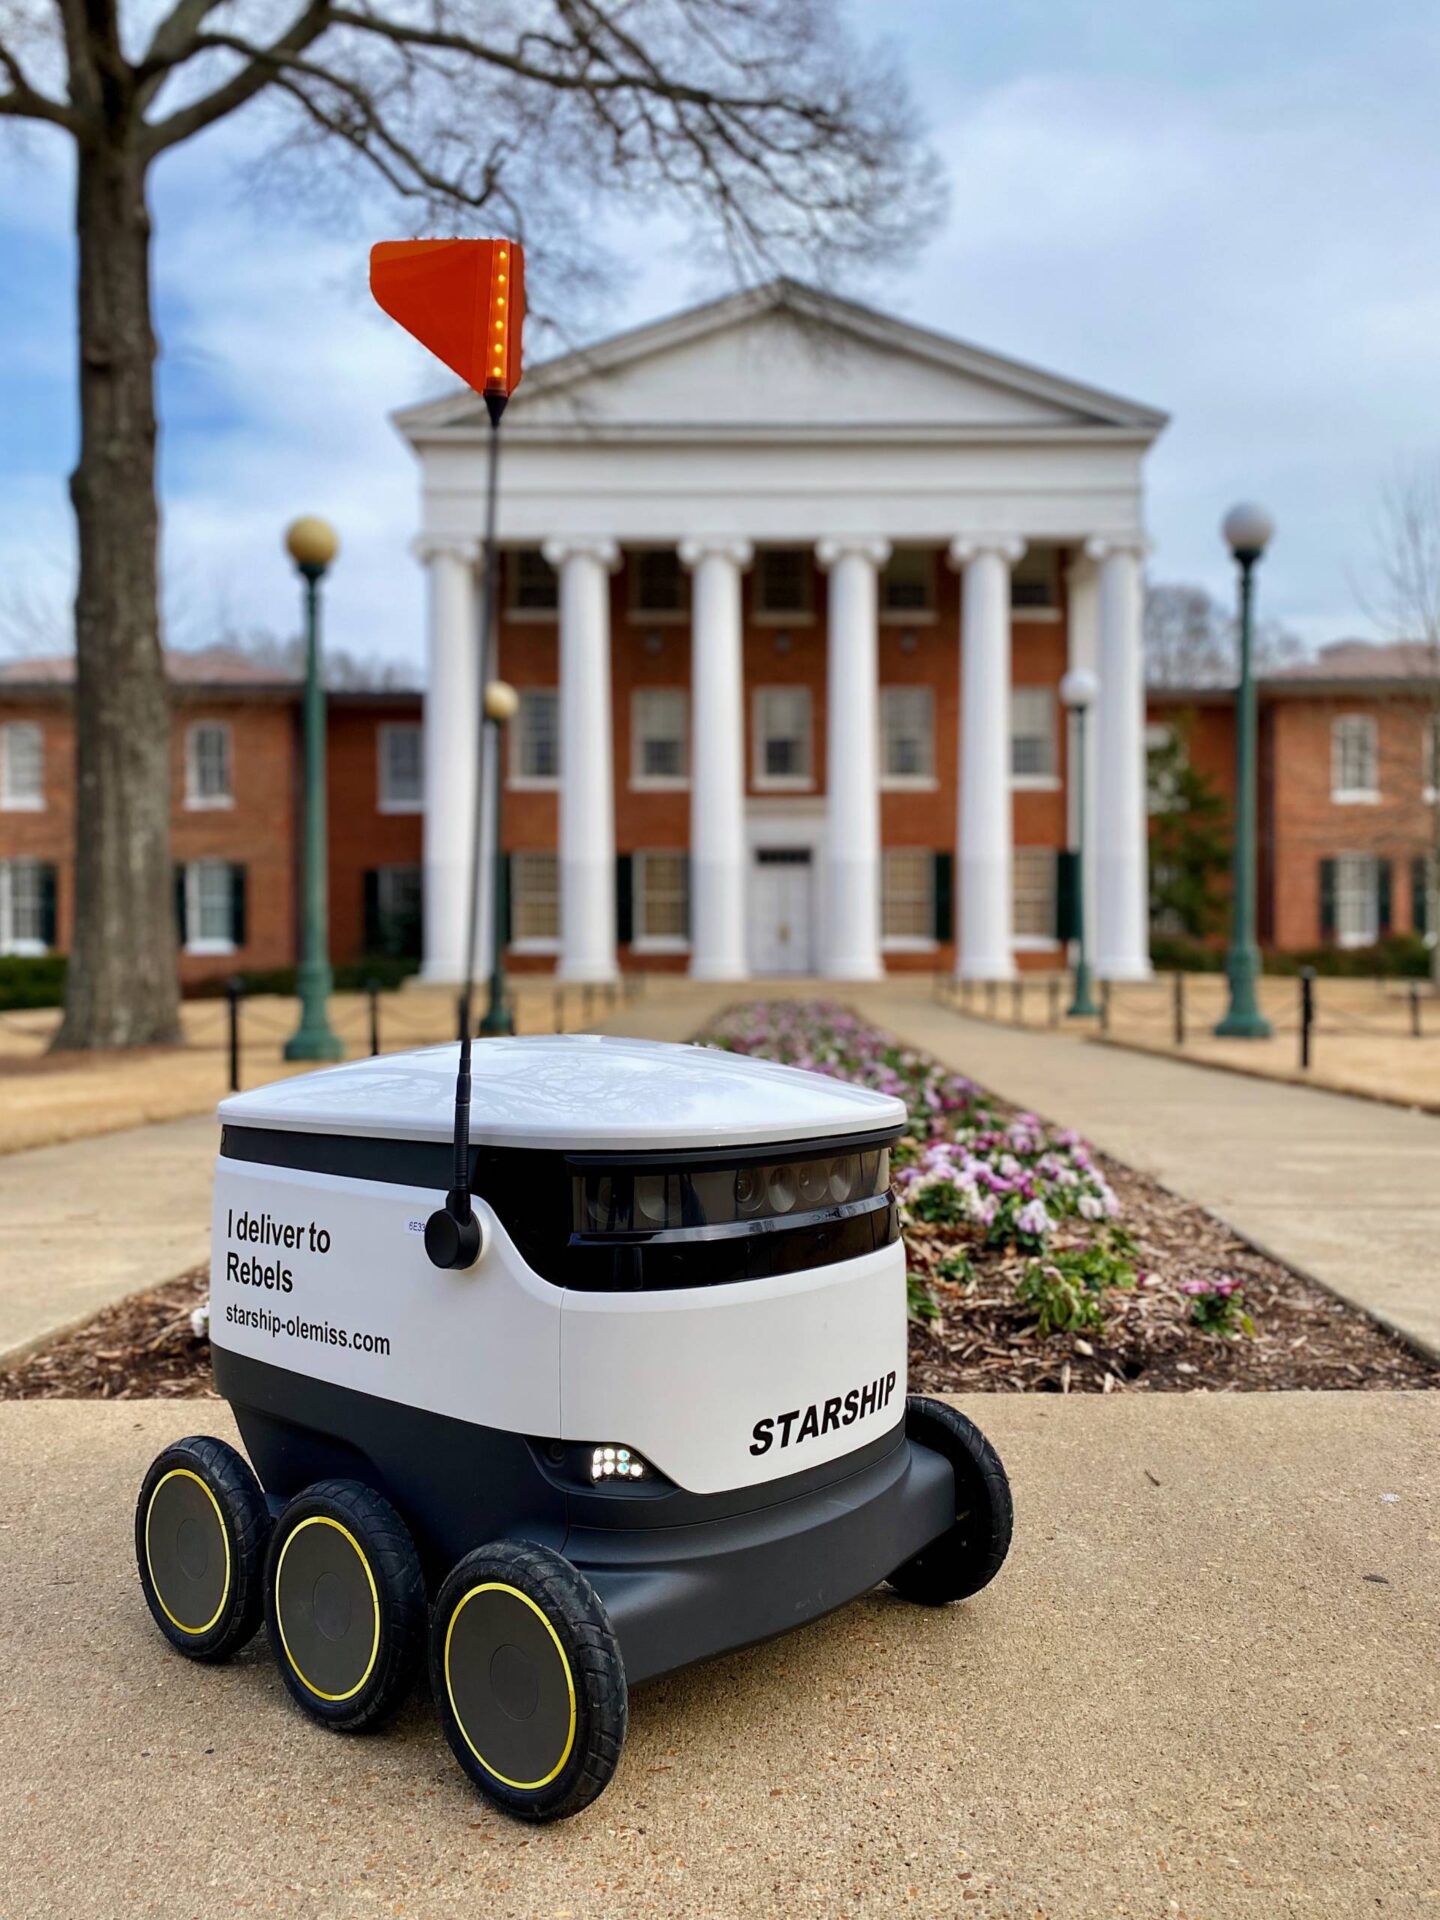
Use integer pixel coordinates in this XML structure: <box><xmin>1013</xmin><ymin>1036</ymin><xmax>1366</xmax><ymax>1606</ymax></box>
<box><xmin>218</xmin><ymin>1033</ymin><xmax>907</xmax><ymax>1152</ymax></box>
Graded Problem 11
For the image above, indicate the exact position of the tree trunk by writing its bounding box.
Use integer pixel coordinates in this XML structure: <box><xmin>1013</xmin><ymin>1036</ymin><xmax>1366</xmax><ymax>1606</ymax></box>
<box><xmin>53</xmin><ymin>137</ymin><xmax>181</xmax><ymax>1050</ymax></box>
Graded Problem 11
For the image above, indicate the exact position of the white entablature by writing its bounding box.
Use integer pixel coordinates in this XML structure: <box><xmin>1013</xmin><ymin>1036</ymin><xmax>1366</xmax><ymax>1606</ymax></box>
<box><xmin>394</xmin><ymin>278</ymin><xmax>1166</xmax><ymax>986</ymax></box>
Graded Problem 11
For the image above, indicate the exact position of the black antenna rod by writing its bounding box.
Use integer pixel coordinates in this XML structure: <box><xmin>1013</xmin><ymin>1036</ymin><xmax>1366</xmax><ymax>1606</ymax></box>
<box><xmin>425</xmin><ymin>388</ymin><xmax>506</xmax><ymax>1270</ymax></box>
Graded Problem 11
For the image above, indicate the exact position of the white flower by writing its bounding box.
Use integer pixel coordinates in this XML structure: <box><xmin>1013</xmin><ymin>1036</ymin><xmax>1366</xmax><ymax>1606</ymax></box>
<box><xmin>1078</xmin><ymin>1192</ymin><xmax>1104</xmax><ymax>1222</ymax></box>
<box><xmin>1017</xmin><ymin>1199</ymin><xmax>1052</xmax><ymax>1240</ymax></box>
<box><xmin>190</xmin><ymin>1300</ymin><xmax>211</xmax><ymax>1341</ymax></box>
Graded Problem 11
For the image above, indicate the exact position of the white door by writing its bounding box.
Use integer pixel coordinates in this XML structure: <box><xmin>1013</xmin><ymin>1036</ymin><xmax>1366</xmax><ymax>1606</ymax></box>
<box><xmin>750</xmin><ymin>851</ymin><xmax>813</xmax><ymax>974</ymax></box>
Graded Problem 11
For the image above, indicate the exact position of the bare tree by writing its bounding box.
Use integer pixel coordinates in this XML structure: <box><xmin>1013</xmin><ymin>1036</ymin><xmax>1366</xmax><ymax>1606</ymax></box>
<box><xmin>1</xmin><ymin>0</ymin><xmax>939</xmax><ymax>1048</ymax></box>
<box><xmin>1144</xmin><ymin>579</ymin><xmax>1306</xmax><ymax>690</ymax></box>
<box><xmin>1371</xmin><ymin>462</ymin><xmax>1440</xmax><ymax>982</ymax></box>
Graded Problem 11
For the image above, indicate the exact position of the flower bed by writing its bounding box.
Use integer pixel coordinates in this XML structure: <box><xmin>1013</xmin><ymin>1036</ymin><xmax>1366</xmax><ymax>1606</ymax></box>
<box><xmin>697</xmin><ymin>1000</ymin><xmax>1437</xmax><ymax>1395</ymax></box>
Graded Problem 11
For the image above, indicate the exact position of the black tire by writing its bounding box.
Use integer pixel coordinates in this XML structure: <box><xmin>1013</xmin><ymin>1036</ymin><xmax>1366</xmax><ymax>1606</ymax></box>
<box><xmin>265</xmin><ymin>1479</ymin><xmax>426</xmax><ymax>1733</ymax></box>
<box><xmin>886</xmin><ymin>1396</ymin><xmax>1013</xmax><ymax>1606</ymax></box>
<box><xmin>431</xmin><ymin>1540</ymin><xmax>627</xmax><ymax>1822</ymax></box>
<box><xmin>136</xmin><ymin>1434</ymin><xmax>271</xmax><ymax>1662</ymax></box>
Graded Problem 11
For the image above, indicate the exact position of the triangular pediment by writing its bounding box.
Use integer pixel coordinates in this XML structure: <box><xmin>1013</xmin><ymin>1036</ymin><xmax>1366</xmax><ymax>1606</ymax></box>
<box><xmin>395</xmin><ymin>279</ymin><xmax>1166</xmax><ymax>441</ymax></box>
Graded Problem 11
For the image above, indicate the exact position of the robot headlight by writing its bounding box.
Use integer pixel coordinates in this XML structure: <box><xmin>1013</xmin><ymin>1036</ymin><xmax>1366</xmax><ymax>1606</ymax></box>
<box><xmin>590</xmin><ymin>1445</ymin><xmax>650</xmax><ymax>1482</ymax></box>
<box><xmin>573</xmin><ymin>1147</ymin><xmax>890</xmax><ymax>1237</ymax></box>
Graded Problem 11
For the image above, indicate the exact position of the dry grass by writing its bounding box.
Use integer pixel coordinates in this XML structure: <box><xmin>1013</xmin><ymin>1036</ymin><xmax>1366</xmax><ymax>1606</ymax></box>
<box><xmin>0</xmin><ymin>980</ymin><xmax>636</xmax><ymax>1156</ymax></box>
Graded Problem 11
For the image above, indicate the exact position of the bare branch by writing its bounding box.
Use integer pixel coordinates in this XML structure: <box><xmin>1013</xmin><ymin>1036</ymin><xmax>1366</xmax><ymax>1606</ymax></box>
<box><xmin>0</xmin><ymin>33</ymin><xmax>90</xmax><ymax>133</ymax></box>
<box><xmin>141</xmin><ymin>0</ymin><xmax>334</xmax><ymax>155</ymax></box>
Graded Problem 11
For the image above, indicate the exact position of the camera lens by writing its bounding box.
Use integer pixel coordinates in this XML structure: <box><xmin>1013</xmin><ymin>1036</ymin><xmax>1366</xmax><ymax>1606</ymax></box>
<box><xmin>634</xmin><ymin>1174</ymin><xmax>668</xmax><ymax>1225</ymax></box>
<box><xmin>766</xmin><ymin>1164</ymin><xmax>797</xmax><ymax>1213</ymax></box>
<box><xmin>735</xmin><ymin>1167</ymin><xmax>765</xmax><ymax>1215</ymax></box>
<box><xmin>828</xmin><ymin>1157</ymin><xmax>856</xmax><ymax>1203</ymax></box>
<box><xmin>797</xmin><ymin>1159</ymin><xmax>831</xmax><ymax>1208</ymax></box>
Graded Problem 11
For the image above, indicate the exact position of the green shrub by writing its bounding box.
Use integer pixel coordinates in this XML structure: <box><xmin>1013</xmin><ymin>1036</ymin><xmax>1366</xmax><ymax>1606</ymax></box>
<box><xmin>185</xmin><ymin>955</ymin><xmax>421</xmax><ymax>999</ymax></box>
<box><xmin>1015</xmin><ymin>1260</ymin><xmax>1107</xmax><ymax>1338</ymax></box>
<box><xmin>0</xmin><ymin>954</ymin><xmax>67</xmax><ymax>1011</ymax></box>
<box><xmin>906</xmin><ymin>1271</ymin><xmax>941</xmax><ymax>1325</ymax></box>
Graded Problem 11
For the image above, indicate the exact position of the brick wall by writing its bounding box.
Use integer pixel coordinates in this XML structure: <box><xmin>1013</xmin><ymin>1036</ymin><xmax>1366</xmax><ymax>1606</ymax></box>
<box><xmin>326</xmin><ymin>699</ymin><xmax>425</xmax><ymax>964</ymax></box>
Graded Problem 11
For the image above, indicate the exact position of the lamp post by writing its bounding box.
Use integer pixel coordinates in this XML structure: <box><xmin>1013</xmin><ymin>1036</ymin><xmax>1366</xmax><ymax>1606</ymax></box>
<box><xmin>283</xmin><ymin>515</ymin><xmax>344</xmax><ymax>1062</ymax></box>
<box><xmin>1060</xmin><ymin>667</ymin><xmax>1100</xmax><ymax>1018</ymax></box>
<box><xmin>479</xmin><ymin>679</ymin><xmax>518</xmax><ymax>1035</ymax></box>
<box><xmin>1214</xmin><ymin>502</ymin><xmax>1275</xmax><ymax>1038</ymax></box>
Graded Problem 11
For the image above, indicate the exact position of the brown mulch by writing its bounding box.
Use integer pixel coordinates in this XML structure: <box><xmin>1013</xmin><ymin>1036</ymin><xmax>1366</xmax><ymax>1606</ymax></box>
<box><xmin>1</xmin><ymin>1266</ymin><xmax>217</xmax><ymax>1400</ymax></box>
<box><xmin>907</xmin><ymin>1150</ymin><xmax>1438</xmax><ymax>1396</ymax></box>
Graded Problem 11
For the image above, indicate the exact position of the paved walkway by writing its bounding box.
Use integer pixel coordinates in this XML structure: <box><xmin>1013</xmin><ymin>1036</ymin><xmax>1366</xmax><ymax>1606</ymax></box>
<box><xmin>849</xmin><ymin>985</ymin><xmax>1440</xmax><ymax>1359</ymax></box>
<box><xmin>0</xmin><ymin>1113</ymin><xmax>216</xmax><ymax>1363</ymax></box>
<box><xmin>2</xmin><ymin>1392</ymin><xmax>1433</xmax><ymax>1919</ymax></box>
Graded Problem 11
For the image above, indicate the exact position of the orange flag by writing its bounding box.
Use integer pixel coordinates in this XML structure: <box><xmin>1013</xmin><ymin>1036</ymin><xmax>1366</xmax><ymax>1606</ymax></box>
<box><xmin>370</xmin><ymin>238</ymin><xmax>524</xmax><ymax>397</ymax></box>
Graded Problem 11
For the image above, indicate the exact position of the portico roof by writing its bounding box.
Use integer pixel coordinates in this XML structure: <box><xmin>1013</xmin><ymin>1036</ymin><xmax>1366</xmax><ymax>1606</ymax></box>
<box><xmin>394</xmin><ymin>277</ymin><xmax>1168</xmax><ymax>447</ymax></box>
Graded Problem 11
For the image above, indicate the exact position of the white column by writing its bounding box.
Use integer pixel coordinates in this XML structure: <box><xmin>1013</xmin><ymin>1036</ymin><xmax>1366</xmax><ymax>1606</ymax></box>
<box><xmin>415</xmin><ymin>534</ymin><xmax>479</xmax><ymax>984</ymax></box>
<box><xmin>544</xmin><ymin>538</ymin><xmax>620</xmax><ymax>982</ymax></box>
<box><xmin>679</xmin><ymin>539</ymin><xmax>751</xmax><ymax>980</ymax></box>
<box><xmin>950</xmin><ymin>538</ymin><xmax>1024</xmax><ymax>980</ymax></box>
<box><xmin>1087</xmin><ymin>537</ymin><xmax>1151</xmax><ymax>980</ymax></box>
<box><xmin>817</xmin><ymin>538</ymin><xmax>888</xmax><ymax>980</ymax></box>
<box><xmin>1065</xmin><ymin>553</ymin><xmax>1100</xmax><ymax>965</ymax></box>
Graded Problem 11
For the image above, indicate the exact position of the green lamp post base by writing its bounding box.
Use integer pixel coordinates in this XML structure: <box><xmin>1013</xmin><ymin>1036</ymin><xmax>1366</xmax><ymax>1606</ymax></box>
<box><xmin>1067</xmin><ymin>962</ymin><xmax>1101</xmax><ymax>1020</ymax></box>
<box><xmin>284</xmin><ymin>965</ymin><xmax>345</xmax><ymax>1061</ymax></box>
<box><xmin>1213</xmin><ymin>948</ymin><xmax>1273</xmax><ymax>1039</ymax></box>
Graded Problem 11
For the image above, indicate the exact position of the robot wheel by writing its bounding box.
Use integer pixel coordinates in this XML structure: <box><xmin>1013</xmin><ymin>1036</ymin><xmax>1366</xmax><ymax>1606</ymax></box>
<box><xmin>885</xmin><ymin>1395</ymin><xmax>1014</xmax><ymax>1606</ymax></box>
<box><xmin>135</xmin><ymin>1435</ymin><xmax>271</xmax><ymax>1662</ymax></box>
<box><xmin>264</xmin><ymin>1479</ymin><xmax>427</xmax><ymax>1733</ymax></box>
<box><xmin>430</xmin><ymin>1540</ymin><xmax>628</xmax><ymax>1823</ymax></box>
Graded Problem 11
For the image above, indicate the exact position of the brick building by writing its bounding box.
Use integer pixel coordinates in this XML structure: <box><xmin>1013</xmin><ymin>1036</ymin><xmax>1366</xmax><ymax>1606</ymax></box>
<box><xmin>0</xmin><ymin>650</ymin><xmax>423</xmax><ymax>983</ymax></box>
<box><xmin>1148</xmin><ymin>640</ymin><xmax>1439</xmax><ymax>951</ymax></box>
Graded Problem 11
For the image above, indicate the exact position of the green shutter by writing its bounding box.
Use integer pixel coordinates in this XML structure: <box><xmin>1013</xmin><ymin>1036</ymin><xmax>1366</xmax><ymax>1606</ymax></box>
<box><xmin>363</xmin><ymin>870</ymin><xmax>381</xmax><ymax>952</ymax></box>
<box><xmin>497</xmin><ymin>852</ymin><xmax>512</xmax><ymax>949</ymax></box>
<box><xmin>1376</xmin><ymin>857</ymin><xmax>1392</xmax><ymax>937</ymax></box>
<box><xmin>1318</xmin><ymin>858</ymin><xmax>1336</xmax><ymax>941</ymax></box>
<box><xmin>1414</xmin><ymin>855</ymin><xmax>1430</xmax><ymax>937</ymax></box>
<box><xmin>681</xmin><ymin>852</ymin><xmax>692</xmax><ymax>942</ymax></box>
<box><xmin>174</xmin><ymin>864</ymin><xmax>188</xmax><ymax>946</ymax></box>
<box><xmin>229</xmin><ymin>864</ymin><xmax>247</xmax><ymax>949</ymax></box>
<box><xmin>1054</xmin><ymin>849</ymin><xmax>1080</xmax><ymax>943</ymax></box>
<box><xmin>616</xmin><ymin>854</ymin><xmax>634</xmax><ymax>946</ymax></box>
<box><xmin>932</xmin><ymin>851</ymin><xmax>954</xmax><ymax>942</ymax></box>
<box><xmin>39</xmin><ymin>863</ymin><xmax>58</xmax><ymax>950</ymax></box>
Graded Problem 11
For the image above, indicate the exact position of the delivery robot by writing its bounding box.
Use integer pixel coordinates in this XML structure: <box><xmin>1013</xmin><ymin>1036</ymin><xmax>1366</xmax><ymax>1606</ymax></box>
<box><xmin>135</xmin><ymin>1033</ymin><xmax>1012</xmax><ymax>1821</ymax></box>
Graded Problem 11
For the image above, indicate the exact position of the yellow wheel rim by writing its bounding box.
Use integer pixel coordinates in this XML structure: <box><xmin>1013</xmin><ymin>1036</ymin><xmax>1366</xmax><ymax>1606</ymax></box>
<box><xmin>444</xmin><ymin>1582</ymin><xmax>577</xmax><ymax>1790</ymax></box>
<box><xmin>144</xmin><ymin>1467</ymin><xmax>232</xmax><ymax>1636</ymax></box>
<box><xmin>273</xmin><ymin>1515</ymin><xmax>381</xmax><ymax>1703</ymax></box>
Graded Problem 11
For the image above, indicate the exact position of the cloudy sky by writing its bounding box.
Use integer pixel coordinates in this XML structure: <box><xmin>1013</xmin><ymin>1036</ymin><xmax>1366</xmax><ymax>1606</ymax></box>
<box><xmin>2</xmin><ymin>0</ymin><xmax>1437</xmax><ymax>677</ymax></box>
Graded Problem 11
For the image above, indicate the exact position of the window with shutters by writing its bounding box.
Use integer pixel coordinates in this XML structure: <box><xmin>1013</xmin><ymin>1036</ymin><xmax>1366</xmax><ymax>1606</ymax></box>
<box><xmin>184</xmin><ymin>860</ymin><xmax>238</xmax><ymax>953</ymax></box>
<box><xmin>880</xmin><ymin>548</ymin><xmax>935</xmax><ymax>619</ymax></box>
<box><xmin>634</xmin><ymin>850</ymin><xmax>689</xmax><ymax>949</ymax></box>
<box><xmin>754</xmin><ymin>549</ymin><xmax>812</xmax><ymax>619</ymax></box>
<box><xmin>377</xmin><ymin>723</ymin><xmax>423</xmax><ymax>811</ymax></box>
<box><xmin>880</xmin><ymin>687</ymin><xmax>935</xmax><ymax>786</ymax></box>
<box><xmin>1010</xmin><ymin>545</ymin><xmax>1059</xmax><ymax>611</ymax></box>
<box><xmin>0</xmin><ymin>859</ymin><xmax>50</xmax><ymax>953</ymax></box>
<box><xmin>631</xmin><ymin>689</ymin><xmax>689</xmax><ymax>787</ymax></box>
<box><xmin>753</xmin><ymin>686</ymin><xmax>812</xmax><ymax>788</ymax></box>
<box><xmin>630</xmin><ymin>549</ymin><xmax>686</xmax><ymax>619</ymax></box>
<box><xmin>1331</xmin><ymin>715</ymin><xmax>1378</xmax><ymax>801</ymax></box>
<box><xmin>0</xmin><ymin>722</ymin><xmax>44</xmax><ymax>810</ymax></box>
<box><xmin>1424</xmin><ymin>715</ymin><xmax>1439</xmax><ymax>803</ymax></box>
<box><xmin>881</xmin><ymin>849</ymin><xmax>935</xmax><ymax>946</ymax></box>
<box><xmin>185</xmin><ymin>722</ymin><xmax>233</xmax><ymax>808</ymax></box>
<box><xmin>369</xmin><ymin>865</ymin><xmax>422</xmax><ymax>956</ymax></box>
<box><xmin>1013</xmin><ymin>847</ymin><xmax>1059</xmax><ymax>944</ymax></box>
<box><xmin>1334</xmin><ymin>852</ymin><xmax>1380</xmax><ymax>947</ymax></box>
<box><xmin>512</xmin><ymin>689</ymin><xmax>560</xmax><ymax>785</ymax></box>
<box><xmin>1011</xmin><ymin>688</ymin><xmax>1058</xmax><ymax>784</ymax></box>
<box><xmin>508</xmin><ymin>548</ymin><xmax>558</xmax><ymax>614</ymax></box>
<box><xmin>511</xmin><ymin>851</ymin><xmax>559</xmax><ymax>948</ymax></box>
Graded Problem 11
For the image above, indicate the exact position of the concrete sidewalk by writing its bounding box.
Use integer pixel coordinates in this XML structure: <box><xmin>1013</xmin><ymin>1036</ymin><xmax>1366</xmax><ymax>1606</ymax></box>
<box><xmin>0</xmin><ymin>1113</ymin><xmax>216</xmax><ymax>1364</ymax></box>
<box><xmin>853</xmin><ymin>986</ymin><xmax>1440</xmax><ymax>1359</ymax></box>
<box><xmin>2</xmin><ymin>1392</ymin><xmax>1434</xmax><ymax>1919</ymax></box>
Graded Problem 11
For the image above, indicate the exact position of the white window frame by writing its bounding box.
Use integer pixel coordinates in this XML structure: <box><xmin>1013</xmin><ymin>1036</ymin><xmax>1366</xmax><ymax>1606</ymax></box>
<box><xmin>510</xmin><ymin>688</ymin><xmax>560</xmax><ymax>789</ymax></box>
<box><xmin>1011</xmin><ymin>687</ymin><xmax>1059</xmax><ymax>790</ymax></box>
<box><xmin>0</xmin><ymin>722</ymin><xmax>44</xmax><ymax>811</ymax></box>
<box><xmin>630</xmin><ymin>689</ymin><xmax>689</xmax><ymax>790</ymax></box>
<box><xmin>1012</xmin><ymin>846</ymin><xmax>1060</xmax><ymax>951</ymax></box>
<box><xmin>184</xmin><ymin>859</ymin><xmax>236</xmax><ymax>956</ymax></box>
<box><xmin>0</xmin><ymin>859</ymin><xmax>48</xmax><ymax>956</ymax></box>
<box><xmin>509</xmin><ymin>849</ymin><xmax>560</xmax><ymax>953</ymax></box>
<box><xmin>1423</xmin><ymin>713</ymin><xmax>1438</xmax><ymax>806</ymax></box>
<box><xmin>377</xmin><ymin>722</ymin><xmax>423</xmax><ymax>813</ymax></box>
<box><xmin>628</xmin><ymin>548</ymin><xmax>688</xmax><ymax>624</ymax></box>
<box><xmin>506</xmin><ymin>548</ymin><xmax>559</xmax><ymax>620</ymax></box>
<box><xmin>752</xmin><ymin>686</ymin><xmax>813</xmax><ymax>791</ymax></box>
<box><xmin>632</xmin><ymin>849</ymin><xmax>690</xmax><ymax>953</ymax></box>
<box><xmin>879</xmin><ymin>548</ymin><xmax>937</xmax><ymax>625</ymax></box>
<box><xmin>184</xmin><ymin>721</ymin><xmax>234</xmax><ymax>810</ymax></box>
<box><xmin>1335</xmin><ymin>852</ymin><xmax>1379</xmax><ymax>949</ymax></box>
<box><xmin>752</xmin><ymin>549</ymin><xmax>814</xmax><ymax>625</ymax></box>
<box><xmin>880</xmin><ymin>686</ymin><xmax>936</xmax><ymax>789</ymax></box>
<box><xmin>880</xmin><ymin>848</ymin><xmax>937</xmax><ymax>953</ymax></box>
<box><xmin>1331</xmin><ymin>714</ymin><xmax>1379</xmax><ymax>803</ymax></box>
